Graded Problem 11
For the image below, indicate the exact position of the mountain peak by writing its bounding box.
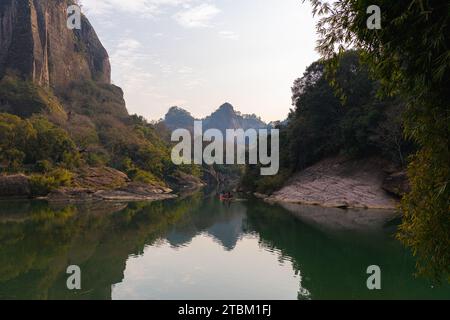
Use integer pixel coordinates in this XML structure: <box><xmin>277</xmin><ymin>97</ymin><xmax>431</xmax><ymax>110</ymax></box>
<box><xmin>167</xmin><ymin>106</ymin><xmax>192</xmax><ymax>116</ymax></box>
<box><xmin>163</xmin><ymin>103</ymin><xmax>267</xmax><ymax>133</ymax></box>
<box><xmin>218</xmin><ymin>103</ymin><xmax>235</xmax><ymax>112</ymax></box>
<box><xmin>164</xmin><ymin>106</ymin><xmax>196</xmax><ymax>131</ymax></box>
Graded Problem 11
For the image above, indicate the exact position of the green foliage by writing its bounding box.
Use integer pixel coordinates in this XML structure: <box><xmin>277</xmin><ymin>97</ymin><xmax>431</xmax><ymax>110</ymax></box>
<box><xmin>0</xmin><ymin>113</ymin><xmax>35</xmax><ymax>171</ymax></box>
<box><xmin>177</xmin><ymin>163</ymin><xmax>202</xmax><ymax>178</ymax></box>
<box><xmin>307</xmin><ymin>0</ymin><xmax>450</xmax><ymax>281</ymax></box>
<box><xmin>29</xmin><ymin>116</ymin><xmax>80</xmax><ymax>167</ymax></box>
<box><xmin>288</xmin><ymin>52</ymin><xmax>408</xmax><ymax>170</ymax></box>
<box><xmin>287</xmin><ymin>60</ymin><xmax>342</xmax><ymax>170</ymax></box>
<box><xmin>132</xmin><ymin>170</ymin><xmax>161</xmax><ymax>185</ymax></box>
<box><xmin>0</xmin><ymin>113</ymin><xmax>79</xmax><ymax>173</ymax></box>
<box><xmin>34</xmin><ymin>160</ymin><xmax>53</xmax><ymax>173</ymax></box>
<box><xmin>85</xmin><ymin>149</ymin><xmax>110</xmax><ymax>167</ymax></box>
<box><xmin>30</xmin><ymin>169</ymin><xmax>73</xmax><ymax>196</ymax></box>
<box><xmin>0</xmin><ymin>75</ymin><xmax>65</xmax><ymax>117</ymax></box>
<box><xmin>242</xmin><ymin>167</ymin><xmax>290</xmax><ymax>195</ymax></box>
<box><xmin>399</xmin><ymin>148</ymin><xmax>450</xmax><ymax>282</ymax></box>
<box><xmin>60</xmin><ymin>80</ymin><xmax>128</xmax><ymax>118</ymax></box>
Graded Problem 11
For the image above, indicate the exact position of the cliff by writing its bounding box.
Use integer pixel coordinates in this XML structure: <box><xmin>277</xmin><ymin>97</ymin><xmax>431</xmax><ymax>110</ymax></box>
<box><xmin>0</xmin><ymin>0</ymin><xmax>200</xmax><ymax>199</ymax></box>
<box><xmin>0</xmin><ymin>0</ymin><xmax>110</xmax><ymax>91</ymax></box>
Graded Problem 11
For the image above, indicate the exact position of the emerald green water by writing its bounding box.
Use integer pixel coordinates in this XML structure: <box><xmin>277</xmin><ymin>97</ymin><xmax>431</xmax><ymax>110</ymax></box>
<box><xmin>0</xmin><ymin>193</ymin><xmax>448</xmax><ymax>300</ymax></box>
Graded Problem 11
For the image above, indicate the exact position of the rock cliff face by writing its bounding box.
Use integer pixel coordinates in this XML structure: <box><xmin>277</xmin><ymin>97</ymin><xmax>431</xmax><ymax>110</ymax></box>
<box><xmin>0</xmin><ymin>0</ymin><xmax>110</xmax><ymax>92</ymax></box>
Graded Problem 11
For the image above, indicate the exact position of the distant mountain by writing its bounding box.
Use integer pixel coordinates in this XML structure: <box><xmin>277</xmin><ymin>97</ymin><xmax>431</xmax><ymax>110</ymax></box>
<box><xmin>268</xmin><ymin>118</ymin><xmax>289</xmax><ymax>128</ymax></box>
<box><xmin>164</xmin><ymin>107</ymin><xmax>196</xmax><ymax>132</ymax></box>
<box><xmin>163</xmin><ymin>103</ymin><xmax>269</xmax><ymax>133</ymax></box>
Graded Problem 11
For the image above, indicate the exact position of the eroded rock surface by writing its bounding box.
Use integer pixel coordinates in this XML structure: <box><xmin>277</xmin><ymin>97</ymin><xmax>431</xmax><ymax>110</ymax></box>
<box><xmin>48</xmin><ymin>168</ymin><xmax>175</xmax><ymax>203</ymax></box>
<box><xmin>267</xmin><ymin>157</ymin><xmax>400</xmax><ymax>209</ymax></box>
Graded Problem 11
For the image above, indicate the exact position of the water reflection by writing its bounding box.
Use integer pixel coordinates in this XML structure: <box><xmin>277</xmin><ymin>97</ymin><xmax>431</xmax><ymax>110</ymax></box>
<box><xmin>0</xmin><ymin>193</ymin><xmax>448</xmax><ymax>300</ymax></box>
<box><xmin>166</xmin><ymin>198</ymin><xmax>248</xmax><ymax>250</ymax></box>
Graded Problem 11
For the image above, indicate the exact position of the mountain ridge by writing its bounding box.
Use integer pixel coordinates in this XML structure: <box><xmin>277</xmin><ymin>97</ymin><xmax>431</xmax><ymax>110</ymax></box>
<box><xmin>163</xmin><ymin>103</ymin><xmax>269</xmax><ymax>133</ymax></box>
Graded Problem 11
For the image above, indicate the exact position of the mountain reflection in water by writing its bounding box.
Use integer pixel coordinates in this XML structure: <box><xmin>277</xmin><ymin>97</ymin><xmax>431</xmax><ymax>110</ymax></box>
<box><xmin>0</xmin><ymin>193</ymin><xmax>449</xmax><ymax>300</ymax></box>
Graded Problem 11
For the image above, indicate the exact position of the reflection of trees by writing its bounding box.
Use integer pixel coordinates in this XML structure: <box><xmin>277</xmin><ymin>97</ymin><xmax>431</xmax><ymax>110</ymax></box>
<box><xmin>2</xmin><ymin>196</ymin><xmax>448</xmax><ymax>300</ymax></box>
<box><xmin>0</xmin><ymin>194</ymin><xmax>202</xmax><ymax>300</ymax></box>
<box><xmin>243</xmin><ymin>200</ymin><xmax>450</xmax><ymax>300</ymax></box>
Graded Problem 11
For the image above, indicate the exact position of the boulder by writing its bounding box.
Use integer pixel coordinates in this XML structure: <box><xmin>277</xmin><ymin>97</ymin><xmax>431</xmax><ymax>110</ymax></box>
<box><xmin>73</xmin><ymin>167</ymin><xmax>130</xmax><ymax>190</ymax></box>
<box><xmin>0</xmin><ymin>174</ymin><xmax>31</xmax><ymax>197</ymax></box>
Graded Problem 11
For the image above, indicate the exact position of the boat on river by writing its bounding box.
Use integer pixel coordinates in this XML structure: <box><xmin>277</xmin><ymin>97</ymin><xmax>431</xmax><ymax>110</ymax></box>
<box><xmin>219</xmin><ymin>192</ymin><xmax>234</xmax><ymax>201</ymax></box>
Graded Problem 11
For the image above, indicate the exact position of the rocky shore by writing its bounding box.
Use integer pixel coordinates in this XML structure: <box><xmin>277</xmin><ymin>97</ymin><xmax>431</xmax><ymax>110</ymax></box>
<box><xmin>47</xmin><ymin>183</ymin><xmax>177</xmax><ymax>203</ymax></box>
<box><xmin>0</xmin><ymin>167</ymin><xmax>177</xmax><ymax>203</ymax></box>
<box><xmin>261</xmin><ymin>156</ymin><xmax>409</xmax><ymax>210</ymax></box>
<box><xmin>0</xmin><ymin>174</ymin><xmax>31</xmax><ymax>198</ymax></box>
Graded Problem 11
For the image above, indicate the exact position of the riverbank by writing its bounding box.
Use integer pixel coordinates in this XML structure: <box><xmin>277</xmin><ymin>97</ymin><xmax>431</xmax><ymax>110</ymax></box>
<box><xmin>46</xmin><ymin>183</ymin><xmax>177</xmax><ymax>203</ymax></box>
<box><xmin>259</xmin><ymin>156</ymin><xmax>408</xmax><ymax>210</ymax></box>
<box><xmin>0</xmin><ymin>167</ymin><xmax>202</xmax><ymax>203</ymax></box>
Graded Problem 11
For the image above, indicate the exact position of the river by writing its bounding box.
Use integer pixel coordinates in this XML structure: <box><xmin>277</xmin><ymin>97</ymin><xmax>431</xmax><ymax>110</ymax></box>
<box><xmin>0</xmin><ymin>192</ymin><xmax>448</xmax><ymax>300</ymax></box>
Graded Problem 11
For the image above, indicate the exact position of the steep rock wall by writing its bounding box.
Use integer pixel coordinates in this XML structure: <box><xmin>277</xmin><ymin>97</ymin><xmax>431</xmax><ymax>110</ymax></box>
<box><xmin>0</xmin><ymin>0</ymin><xmax>110</xmax><ymax>91</ymax></box>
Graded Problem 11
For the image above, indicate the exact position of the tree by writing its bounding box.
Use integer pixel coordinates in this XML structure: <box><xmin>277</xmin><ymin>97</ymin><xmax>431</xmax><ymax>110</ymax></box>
<box><xmin>306</xmin><ymin>0</ymin><xmax>449</xmax><ymax>281</ymax></box>
<box><xmin>29</xmin><ymin>116</ymin><xmax>79</xmax><ymax>167</ymax></box>
<box><xmin>0</xmin><ymin>114</ymin><xmax>36</xmax><ymax>171</ymax></box>
<box><xmin>0</xmin><ymin>113</ymin><xmax>80</xmax><ymax>172</ymax></box>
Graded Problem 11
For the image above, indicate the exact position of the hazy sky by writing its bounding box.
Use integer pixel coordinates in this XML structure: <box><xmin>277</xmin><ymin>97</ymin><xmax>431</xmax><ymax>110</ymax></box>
<box><xmin>80</xmin><ymin>0</ymin><xmax>319</xmax><ymax>122</ymax></box>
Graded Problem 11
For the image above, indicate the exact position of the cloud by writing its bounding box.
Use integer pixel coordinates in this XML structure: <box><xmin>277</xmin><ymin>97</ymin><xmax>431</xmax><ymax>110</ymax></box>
<box><xmin>219</xmin><ymin>30</ymin><xmax>239</xmax><ymax>40</ymax></box>
<box><xmin>81</xmin><ymin>1</ymin><xmax>222</xmax><ymax>29</ymax></box>
<box><xmin>178</xmin><ymin>66</ymin><xmax>194</xmax><ymax>74</ymax></box>
<box><xmin>110</xmin><ymin>38</ymin><xmax>154</xmax><ymax>94</ymax></box>
<box><xmin>173</xmin><ymin>4</ymin><xmax>220</xmax><ymax>28</ymax></box>
<box><xmin>81</xmin><ymin>0</ymin><xmax>197</xmax><ymax>18</ymax></box>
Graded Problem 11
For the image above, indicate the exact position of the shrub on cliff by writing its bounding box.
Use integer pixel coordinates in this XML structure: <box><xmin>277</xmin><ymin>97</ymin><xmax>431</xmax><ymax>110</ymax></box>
<box><xmin>0</xmin><ymin>75</ymin><xmax>66</xmax><ymax>118</ymax></box>
<box><xmin>30</xmin><ymin>169</ymin><xmax>74</xmax><ymax>196</ymax></box>
<box><xmin>0</xmin><ymin>113</ymin><xmax>80</xmax><ymax>173</ymax></box>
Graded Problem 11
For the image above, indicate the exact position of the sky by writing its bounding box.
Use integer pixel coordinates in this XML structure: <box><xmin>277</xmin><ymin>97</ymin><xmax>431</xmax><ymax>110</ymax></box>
<box><xmin>80</xmin><ymin>0</ymin><xmax>319</xmax><ymax>122</ymax></box>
